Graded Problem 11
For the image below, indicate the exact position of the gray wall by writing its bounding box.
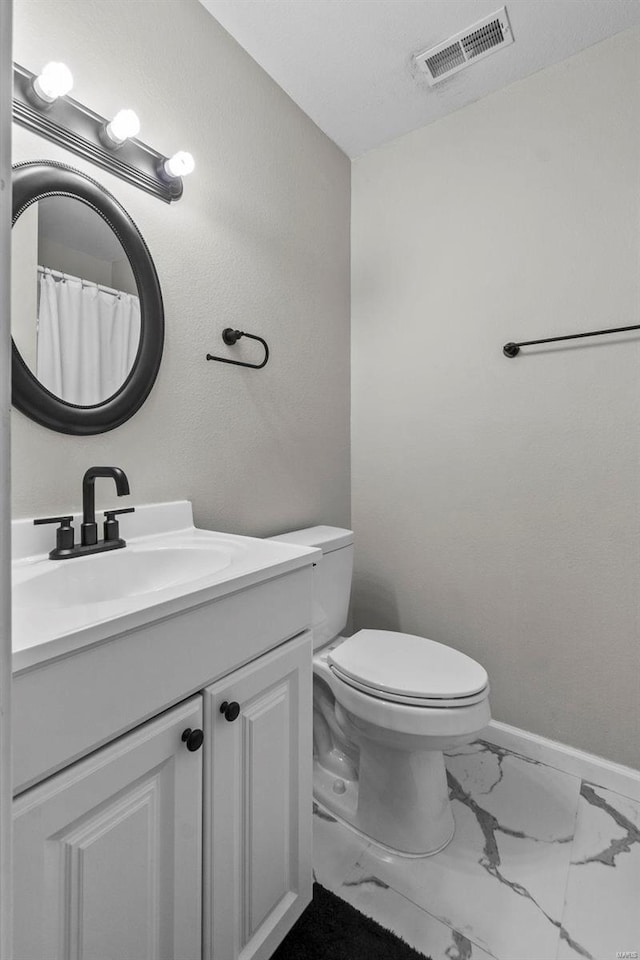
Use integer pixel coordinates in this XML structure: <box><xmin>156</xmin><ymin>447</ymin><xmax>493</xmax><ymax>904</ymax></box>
<box><xmin>11</xmin><ymin>0</ymin><xmax>351</xmax><ymax>536</ymax></box>
<box><xmin>37</xmin><ymin>239</ymin><xmax>132</xmax><ymax>293</ymax></box>
<box><xmin>352</xmin><ymin>30</ymin><xmax>640</xmax><ymax>768</ymax></box>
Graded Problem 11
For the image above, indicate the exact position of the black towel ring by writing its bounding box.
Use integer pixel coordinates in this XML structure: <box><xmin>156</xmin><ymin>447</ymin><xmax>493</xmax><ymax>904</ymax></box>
<box><xmin>206</xmin><ymin>328</ymin><xmax>269</xmax><ymax>369</ymax></box>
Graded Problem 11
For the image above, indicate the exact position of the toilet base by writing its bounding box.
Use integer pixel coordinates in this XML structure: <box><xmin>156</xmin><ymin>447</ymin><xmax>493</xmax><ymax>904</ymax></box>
<box><xmin>313</xmin><ymin>745</ymin><xmax>456</xmax><ymax>858</ymax></box>
<box><xmin>312</xmin><ymin>637</ymin><xmax>488</xmax><ymax>858</ymax></box>
<box><xmin>314</xmin><ymin>760</ymin><xmax>358</xmax><ymax>821</ymax></box>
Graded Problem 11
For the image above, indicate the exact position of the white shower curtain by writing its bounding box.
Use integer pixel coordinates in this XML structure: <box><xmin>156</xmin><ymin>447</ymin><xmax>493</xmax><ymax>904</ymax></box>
<box><xmin>36</xmin><ymin>271</ymin><xmax>141</xmax><ymax>405</ymax></box>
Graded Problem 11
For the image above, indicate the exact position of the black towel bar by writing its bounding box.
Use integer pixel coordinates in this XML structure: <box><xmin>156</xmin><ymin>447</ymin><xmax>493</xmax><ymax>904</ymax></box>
<box><xmin>503</xmin><ymin>323</ymin><xmax>640</xmax><ymax>357</ymax></box>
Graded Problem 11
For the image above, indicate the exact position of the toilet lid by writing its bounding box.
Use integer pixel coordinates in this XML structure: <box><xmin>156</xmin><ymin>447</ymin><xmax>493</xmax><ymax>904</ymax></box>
<box><xmin>328</xmin><ymin>630</ymin><xmax>488</xmax><ymax>702</ymax></box>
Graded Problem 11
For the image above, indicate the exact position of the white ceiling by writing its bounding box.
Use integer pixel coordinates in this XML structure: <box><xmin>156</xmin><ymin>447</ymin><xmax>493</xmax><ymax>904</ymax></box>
<box><xmin>200</xmin><ymin>0</ymin><xmax>640</xmax><ymax>158</ymax></box>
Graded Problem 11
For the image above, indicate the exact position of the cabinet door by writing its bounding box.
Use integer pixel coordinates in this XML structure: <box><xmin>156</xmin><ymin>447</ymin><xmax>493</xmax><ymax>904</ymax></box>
<box><xmin>13</xmin><ymin>696</ymin><xmax>203</xmax><ymax>960</ymax></box>
<box><xmin>203</xmin><ymin>632</ymin><xmax>312</xmax><ymax>960</ymax></box>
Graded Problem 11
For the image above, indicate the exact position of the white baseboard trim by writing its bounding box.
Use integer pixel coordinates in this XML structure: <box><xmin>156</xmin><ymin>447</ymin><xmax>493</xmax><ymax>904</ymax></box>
<box><xmin>483</xmin><ymin>720</ymin><xmax>640</xmax><ymax>803</ymax></box>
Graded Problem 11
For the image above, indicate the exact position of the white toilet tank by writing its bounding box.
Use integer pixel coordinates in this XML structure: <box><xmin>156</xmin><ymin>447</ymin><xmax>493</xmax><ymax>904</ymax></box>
<box><xmin>269</xmin><ymin>526</ymin><xmax>353</xmax><ymax>649</ymax></box>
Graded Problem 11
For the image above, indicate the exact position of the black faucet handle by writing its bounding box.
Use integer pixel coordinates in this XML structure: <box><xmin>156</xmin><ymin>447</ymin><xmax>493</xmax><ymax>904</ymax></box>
<box><xmin>33</xmin><ymin>515</ymin><xmax>75</xmax><ymax>553</ymax></box>
<box><xmin>104</xmin><ymin>508</ymin><xmax>136</xmax><ymax>520</ymax></box>
<box><xmin>103</xmin><ymin>507</ymin><xmax>135</xmax><ymax>543</ymax></box>
<box><xmin>33</xmin><ymin>515</ymin><xmax>73</xmax><ymax>527</ymax></box>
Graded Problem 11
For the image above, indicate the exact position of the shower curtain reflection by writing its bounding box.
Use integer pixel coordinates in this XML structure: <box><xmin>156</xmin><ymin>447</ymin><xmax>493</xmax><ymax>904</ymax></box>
<box><xmin>36</xmin><ymin>267</ymin><xmax>141</xmax><ymax>405</ymax></box>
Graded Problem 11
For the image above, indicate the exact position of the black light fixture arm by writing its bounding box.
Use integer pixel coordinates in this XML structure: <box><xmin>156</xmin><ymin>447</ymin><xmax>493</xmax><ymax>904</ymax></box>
<box><xmin>206</xmin><ymin>328</ymin><xmax>269</xmax><ymax>369</ymax></box>
<box><xmin>503</xmin><ymin>323</ymin><xmax>640</xmax><ymax>357</ymax></box>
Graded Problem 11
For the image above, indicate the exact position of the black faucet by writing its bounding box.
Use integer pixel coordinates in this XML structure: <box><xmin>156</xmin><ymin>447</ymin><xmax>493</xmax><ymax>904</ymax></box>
<box><xmin>34</xmin><ymin>466</ymin><xmax>135</xmax><ymax>560</ymax></box>
<box><xmin>81</xmin><ymin>466</ymin><xmax>130</xmax><ymax>547</ymax></box>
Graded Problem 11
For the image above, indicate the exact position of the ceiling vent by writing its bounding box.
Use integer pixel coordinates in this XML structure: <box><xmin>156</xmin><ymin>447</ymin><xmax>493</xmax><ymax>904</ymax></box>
<box><xmin>415</xmin><ymin>7</ymin><xmax>514</xmax><ymax>86</ymax></box>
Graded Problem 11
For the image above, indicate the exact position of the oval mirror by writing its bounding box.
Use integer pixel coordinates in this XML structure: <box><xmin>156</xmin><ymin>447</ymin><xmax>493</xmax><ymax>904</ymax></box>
<box><xmin>11</xmin><ymin>161</ymin><xmax>164</xmax><ymax>434</ymax></box>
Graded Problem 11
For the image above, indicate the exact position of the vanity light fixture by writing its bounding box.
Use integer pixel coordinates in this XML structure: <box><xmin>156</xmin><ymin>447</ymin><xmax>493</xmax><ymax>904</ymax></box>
<box><xmin>13</xmin><ymin>62</ymin><xmax>187</xmax><ymax>202</ymax></box>
<box><xmin>103</xmin><ymin>108</ymin><xmax>141</xmax><ymax>147</ymax></box>
<box><xmin>31</xmin><ymin>61</ymin><xmax>73</xmax><ymax>105</ymax></box>
<box><xmin>162</xmin><ymin>151</ymin><xmax>195</xmax><ymax>180</ymax></box>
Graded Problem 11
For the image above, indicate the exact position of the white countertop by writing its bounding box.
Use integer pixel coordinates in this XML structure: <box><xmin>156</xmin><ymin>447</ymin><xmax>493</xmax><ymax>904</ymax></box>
<box><xmin>12</xmin><ymin>501</ymin><xmax>319</xmax><ymax>673</ymax></box>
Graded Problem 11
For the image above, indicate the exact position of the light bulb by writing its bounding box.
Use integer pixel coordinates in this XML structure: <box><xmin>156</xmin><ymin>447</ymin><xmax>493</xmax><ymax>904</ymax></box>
<box><xmin>33</xmin><ymin>62</ymin><xmax>73</xmax><ymax>103</ymax></box>
<box><xmin>105</xmin><ymin>109</ymin><xmax>140</xmax><ymax>145</ymax></box>
<box><xmin>164</xmin><ymin>151</ymin><xmax>195</xmax><ymax>179</ymax></box>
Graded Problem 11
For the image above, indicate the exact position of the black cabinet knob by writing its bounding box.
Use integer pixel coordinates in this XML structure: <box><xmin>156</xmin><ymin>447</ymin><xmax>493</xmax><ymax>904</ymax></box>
<box><xmin>220</xmin><ymin>700</ymin><xmax>240</xmax><ymax>722</ymax></box>
<box><xmin>181</xmin><ymin>728</ymin><xmax>204</xmax><ymax>751</ymax></box>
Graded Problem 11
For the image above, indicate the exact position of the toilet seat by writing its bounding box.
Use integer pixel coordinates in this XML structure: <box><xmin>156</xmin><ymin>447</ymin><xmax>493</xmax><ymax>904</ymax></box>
<box><xmin>328</xmin><ymin>667</ymin><xmax>489</xmax><ymax>707</ymax></box>
<box><xmin>327</xmin><ymin>629</ymin><xmax>489</xmax><ymax>708</ymax></box>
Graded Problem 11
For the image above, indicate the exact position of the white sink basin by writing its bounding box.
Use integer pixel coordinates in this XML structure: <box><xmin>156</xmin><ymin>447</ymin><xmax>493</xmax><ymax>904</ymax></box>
<box><xmin>13</xmin><ymin>544</ymin><xmax>233</xmax><ymax>610</ymax></box>
<box><xmin>11</xmin><ymin>501</ymin><xmax>319</xmax><ymax>670</ymax></box>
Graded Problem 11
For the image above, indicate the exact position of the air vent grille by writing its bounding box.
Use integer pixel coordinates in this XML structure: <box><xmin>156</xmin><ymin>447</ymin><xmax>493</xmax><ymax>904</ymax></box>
<box><xmin>424</xmin><ymin>42</ymin><xmax>466</xmax><ymax>79</ymax></box>
<box><xmin>415</xmin><ymin>7</ymin><xmax>513</xmax><ymax>86</ymax></box>
<box><xmin>461</xmin><ymin>19</ymin><xmax>505</xmax><ymax>59</ymax></box>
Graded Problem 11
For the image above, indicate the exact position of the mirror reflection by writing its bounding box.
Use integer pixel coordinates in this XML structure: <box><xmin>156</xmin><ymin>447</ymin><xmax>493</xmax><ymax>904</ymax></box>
<box><xmin>11</xmin><ymin>196</ymin><xmax>140</xmax><ymax>406</ymax></box>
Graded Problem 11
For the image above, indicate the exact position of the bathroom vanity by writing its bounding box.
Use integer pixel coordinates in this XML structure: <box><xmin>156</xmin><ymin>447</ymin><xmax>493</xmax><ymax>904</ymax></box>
<box><xmin>11</xmin><ymin>502</ymin><xmax>317</xmax><ymax>960</ymax></box>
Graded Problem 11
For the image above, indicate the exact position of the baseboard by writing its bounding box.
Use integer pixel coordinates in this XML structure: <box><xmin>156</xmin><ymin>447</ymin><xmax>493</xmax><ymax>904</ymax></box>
<box><xmin>483</xmin><ymin>719</ymin><xmax>640</xmax><ymax>802</ymax></box>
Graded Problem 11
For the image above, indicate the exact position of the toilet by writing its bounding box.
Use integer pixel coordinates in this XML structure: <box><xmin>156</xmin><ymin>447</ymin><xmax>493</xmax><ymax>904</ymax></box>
<box><xmin>270</xmin><ymin>526</ymin><xmax>491</xmax><ymax>856</ymax></box>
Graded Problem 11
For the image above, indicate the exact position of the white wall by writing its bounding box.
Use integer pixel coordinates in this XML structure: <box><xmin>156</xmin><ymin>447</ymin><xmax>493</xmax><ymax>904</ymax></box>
<box><xmin>11</xmin><ymin>0</ymin><xmax>350</xmax><ymax>536</ymax></box>
<box><xmin>352</xmin><ymin>30</ymin><xmax>640</xmax><ymax>768</ymax></box>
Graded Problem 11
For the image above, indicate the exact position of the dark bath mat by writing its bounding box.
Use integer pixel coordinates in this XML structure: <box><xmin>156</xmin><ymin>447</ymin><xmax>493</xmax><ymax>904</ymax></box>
<box><xmin>270</xmin><ymin>882</ymin><xmax>431</xmax><ymax>960</ymax></box>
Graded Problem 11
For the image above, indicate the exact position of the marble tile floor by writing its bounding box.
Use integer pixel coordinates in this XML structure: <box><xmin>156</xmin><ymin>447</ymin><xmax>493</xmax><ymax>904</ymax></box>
<box><xmin>313</xmin><ymin>740</ymin><xmax>640</xmax><ymax>960</ymax></box>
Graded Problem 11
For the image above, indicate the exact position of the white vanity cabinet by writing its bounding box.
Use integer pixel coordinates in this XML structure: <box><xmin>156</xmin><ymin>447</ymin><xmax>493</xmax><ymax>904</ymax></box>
<box><xmin>13</xmin><ymin>696</ymin><xmax>204</xmax><ymax>960</ymax></box>
<box><xmin>11</xmin><ymin>503</ymin><xmax>317</xmax><ymax>960</ymax></box>
<box><xmin>203</xmin><ymin>633</ymin><xmax>312</xmax><ymax>960</ymax></box>
<box><xmin>13</xmin><ymin>633</ymin><xmax>313</xmax><ymax>960</ymax></box>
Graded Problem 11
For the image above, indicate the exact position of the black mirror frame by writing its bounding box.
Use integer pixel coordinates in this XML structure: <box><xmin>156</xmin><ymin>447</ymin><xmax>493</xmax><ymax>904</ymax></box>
<box><xmin>11</xmin><ymin>160</ymin><xmax>164</xmax><ymax>435</ymax></box>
